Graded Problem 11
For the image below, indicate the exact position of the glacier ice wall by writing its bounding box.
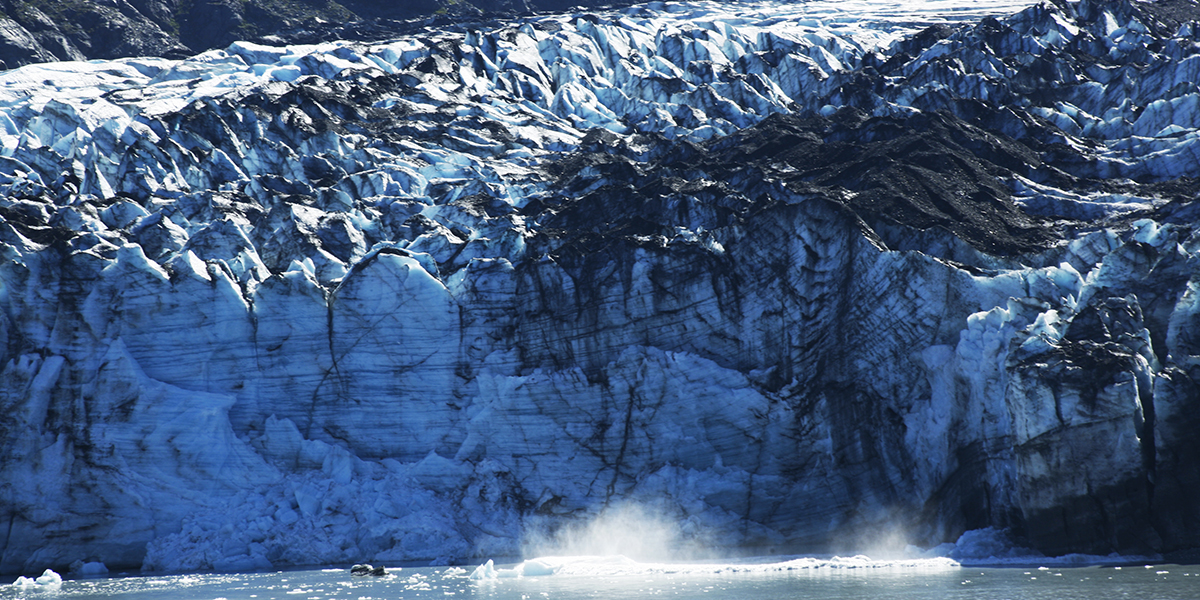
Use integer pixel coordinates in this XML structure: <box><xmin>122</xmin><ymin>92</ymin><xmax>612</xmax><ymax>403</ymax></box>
<box><xmin>1</xmin><ymin>0</ymin><xmax>1199</xmax><ymax>572</ymax></box>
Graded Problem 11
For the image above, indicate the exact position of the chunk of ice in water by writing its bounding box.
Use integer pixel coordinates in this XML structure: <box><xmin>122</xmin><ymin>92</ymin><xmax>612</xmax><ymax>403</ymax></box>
<box><xmin>12</xmin><ymin>569</ymin><xmax>63</xmax><ymax>588</ymax></box>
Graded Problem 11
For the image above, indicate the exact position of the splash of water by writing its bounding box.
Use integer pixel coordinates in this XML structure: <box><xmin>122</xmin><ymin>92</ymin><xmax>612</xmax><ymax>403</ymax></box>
<box><xmin>843</xmin><ymin>525</ymin><xmax>920</xmax><ymax>561</ymax></box>
<box><xmin>521</xmin><ymin>502</ymin><xmax>714</xmax><ymax>562</ymax></box>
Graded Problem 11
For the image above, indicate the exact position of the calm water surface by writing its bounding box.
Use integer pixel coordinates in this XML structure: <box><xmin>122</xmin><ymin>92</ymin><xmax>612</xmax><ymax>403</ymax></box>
<box><xmin>4</xmin><ymin>561</ymin><xmax>1198</xmax><ymax>599</ymax></box>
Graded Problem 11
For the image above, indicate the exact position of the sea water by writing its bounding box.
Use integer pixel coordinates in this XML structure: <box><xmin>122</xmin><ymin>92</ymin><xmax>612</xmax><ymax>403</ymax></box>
<box><xmin>4</xmin><ymin>557</ymin><xmax>1197</xmax><ymax>600</ymax></box>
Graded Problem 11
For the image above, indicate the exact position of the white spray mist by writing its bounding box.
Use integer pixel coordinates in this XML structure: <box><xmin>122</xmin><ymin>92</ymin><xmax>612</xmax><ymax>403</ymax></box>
<box><xmin>522</xmin><ymin>502</ymin><xmax>714</xmax><ymax>563</ymax></box>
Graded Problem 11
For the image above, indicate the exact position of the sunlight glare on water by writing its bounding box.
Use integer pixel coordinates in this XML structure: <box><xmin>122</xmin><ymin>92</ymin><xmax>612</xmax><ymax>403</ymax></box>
<box><xmin>3</xmin><ymin>559</ymin><xmax>1199</xmax><ymax>600</ymax></box>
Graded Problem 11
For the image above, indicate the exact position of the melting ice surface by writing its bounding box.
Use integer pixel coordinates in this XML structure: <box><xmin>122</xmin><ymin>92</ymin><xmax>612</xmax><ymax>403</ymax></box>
<box><xmin>3</xmin><ymin>558</ymin><xmax>1200</xmax><ymax>600</ymax></box>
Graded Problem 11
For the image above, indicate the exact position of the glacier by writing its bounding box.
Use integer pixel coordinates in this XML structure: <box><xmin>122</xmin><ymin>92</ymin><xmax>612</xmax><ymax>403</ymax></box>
<box><xmin>1</xmin><ymin>0</ymin><xmax>1199</xmax><ymax>574</ymax></box>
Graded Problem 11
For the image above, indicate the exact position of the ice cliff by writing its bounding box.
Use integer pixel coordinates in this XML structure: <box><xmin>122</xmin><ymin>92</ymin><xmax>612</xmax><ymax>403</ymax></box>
<box><xmin>1</xmin><ymin>0</ymin><xmax>1199</xmax><ymax>573</ymax></box>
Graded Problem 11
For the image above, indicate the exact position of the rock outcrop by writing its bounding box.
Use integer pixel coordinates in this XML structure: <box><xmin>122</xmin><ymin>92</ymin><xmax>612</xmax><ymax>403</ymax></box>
<box><xmin>0</xmin><ymin>0</ymin><xmax>633</xmax><ymax>70</ymax></box>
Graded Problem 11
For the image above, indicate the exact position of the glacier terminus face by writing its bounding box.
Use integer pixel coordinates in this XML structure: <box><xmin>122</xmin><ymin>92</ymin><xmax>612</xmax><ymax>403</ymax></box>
<box><xmin>1</xmin><ymin>0</ymin><xmax>1199</xmax><ymax>573</ymax></box>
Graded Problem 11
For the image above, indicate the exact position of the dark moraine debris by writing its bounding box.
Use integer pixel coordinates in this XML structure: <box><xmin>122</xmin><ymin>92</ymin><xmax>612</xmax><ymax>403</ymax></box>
<box><xmin>350</xmin><ymin>563</ymin><xmax>387</xmax><ymax>576</ymax></box>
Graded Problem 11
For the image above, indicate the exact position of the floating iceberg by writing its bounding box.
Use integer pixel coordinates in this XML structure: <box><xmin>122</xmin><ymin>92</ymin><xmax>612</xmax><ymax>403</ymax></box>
<box><xmin>11</xmin><ymin>569</ymin><xmax>63</xmax><ymax>589</ymax></box>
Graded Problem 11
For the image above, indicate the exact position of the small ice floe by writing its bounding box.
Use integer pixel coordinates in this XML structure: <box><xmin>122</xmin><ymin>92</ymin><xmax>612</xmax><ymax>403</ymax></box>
<box><xmin>468</xmin><ymin>558</ymin><xmax>559</xmax><ymax>580</ymax></box>
<box><xmin>70</xmin><ymin>560</ymin><xmax>109</xmax><ymax>576</ymax></box>
<box><xmin>11</xmin><ymin>569</ymin><xmax>63</xmax><ymax>588</ymax></box>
